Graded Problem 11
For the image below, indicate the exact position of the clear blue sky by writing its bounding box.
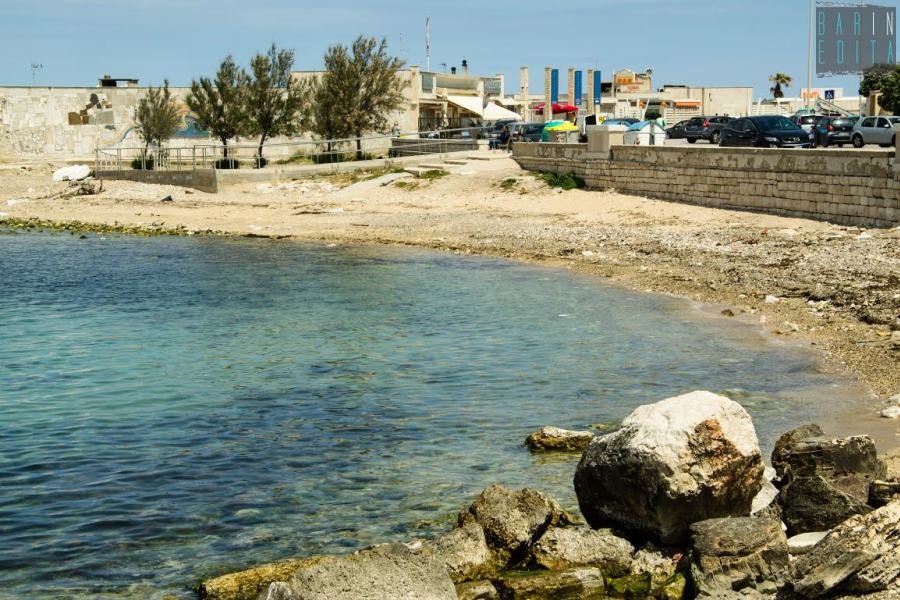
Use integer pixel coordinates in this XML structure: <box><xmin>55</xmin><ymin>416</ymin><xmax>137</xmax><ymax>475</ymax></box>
<box><xmin>0</xmin><ymin>0</ymin><xmax>882</xmax><ymax>99</ymax></box>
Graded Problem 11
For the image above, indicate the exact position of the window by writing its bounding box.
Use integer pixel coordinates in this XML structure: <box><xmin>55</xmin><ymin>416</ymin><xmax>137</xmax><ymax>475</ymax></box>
<box><xmin>861</xmin><ymin>117</ymin><xmax>876</xmax><ymax>128</ymax></box>
<box><xmin>741</xmin><ymin>120</ymin><xmax>757</xmax><ymax>133</ymax></box>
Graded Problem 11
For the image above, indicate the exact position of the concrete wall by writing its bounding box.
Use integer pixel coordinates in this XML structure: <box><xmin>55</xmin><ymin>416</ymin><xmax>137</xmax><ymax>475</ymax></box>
<box><xmin>96</xmin><ymin>168</ymin><xmax>218</xmax><ymax>193</ymax></box>
<box><xmin>0</xmin><ymin>86</ymin><xmax>209</xmax><ymax>159</ymax></box>
<box><xmin>513</xmin><ymin>142</ymin><xmax>900</xmax><ymax>227</ymax></box>
<box><xmin>390</xmin><ymin>138</ymin><xmax>477</xmax><ymax>156</ymax></box>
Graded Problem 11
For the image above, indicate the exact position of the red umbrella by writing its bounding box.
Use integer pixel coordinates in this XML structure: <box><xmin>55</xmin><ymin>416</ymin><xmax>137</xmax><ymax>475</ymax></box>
<box><xmin>534</xmin><ymin>102</ymin><xmax>579</xmax><ymax>114</ymax></box>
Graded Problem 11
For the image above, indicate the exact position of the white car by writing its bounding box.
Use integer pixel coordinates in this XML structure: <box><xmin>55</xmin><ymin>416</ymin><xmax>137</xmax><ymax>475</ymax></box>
<box><xmin>851</xmin><ymin>115</ymin><xmax>900</xmax><ymax>148</ymax></box>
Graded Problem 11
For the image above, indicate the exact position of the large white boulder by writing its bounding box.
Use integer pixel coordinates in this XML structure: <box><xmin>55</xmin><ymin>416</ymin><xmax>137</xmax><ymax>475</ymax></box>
<box><xmin>52</xmin><ymin>165</ymin><xmax>91</xmax><ymax>182</ymax></box>
<box><xmin>574</xmin><ymin>391</ymin><xmax>764</xmax><ymax>544</ymax></box>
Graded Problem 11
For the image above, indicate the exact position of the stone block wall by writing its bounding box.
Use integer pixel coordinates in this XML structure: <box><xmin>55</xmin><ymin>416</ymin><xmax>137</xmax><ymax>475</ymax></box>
<box><xmin>513</xmin><ymin>143</ymin><xmax>900</xmax><ymax>227</ymax></box>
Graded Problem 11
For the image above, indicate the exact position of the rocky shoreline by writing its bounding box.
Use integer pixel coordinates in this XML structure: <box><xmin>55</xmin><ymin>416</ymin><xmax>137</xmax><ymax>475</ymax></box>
<box><xmin>194</xmin><ymin>391</ymin><xmax>900</xmax><ymax>600</ymax></box>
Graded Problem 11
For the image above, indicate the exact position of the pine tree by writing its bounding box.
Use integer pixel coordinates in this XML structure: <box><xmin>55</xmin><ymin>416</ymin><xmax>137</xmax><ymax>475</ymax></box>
<box><xmin>306</xmin><ymin>36</ymin><xmax>407</xmax><ymax>160</ymax></box>
<box><xmin>243</xmin><ymin>44</ymin><xmax>306</xmax><ymax>166</ymax></box>
<box><xmin>186</xmin><ymin>56</ymin><xmax>246</xmax><ymax>158</ymax></box>
<box><xmin>134</xmin><ymin>79</ymin><xmax>180</xmax><ymax>158</ymax></box>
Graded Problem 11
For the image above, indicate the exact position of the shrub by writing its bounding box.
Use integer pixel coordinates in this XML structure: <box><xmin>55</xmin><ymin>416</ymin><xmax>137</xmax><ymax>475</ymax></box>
<box><xmin>215</xmin><ymin>158</ymin><xmax>241</xmax><ymax>170</ymax></box>
<box><xmin>498</xmin><ymin>177</ymin><xmax>518</xmax><ymax>190</ymax></box>
<box><xmin>419</xmin><ymin>169</ymin><xmax>449</xmax><ymax>180</ymax></box>
<box><xmin>540</xmin><ymin>171</ymin><xmax>585</xmax><ymax>190</ymax></box>
<box><xmin>131</xmin><ymin>155</ymin><xmax>154</xmax><ymax>170</ymax></box>
<box><xmin>254</xmin><ymin>157</ymin><xmax>269</xmax><ymax>169</ymax></box>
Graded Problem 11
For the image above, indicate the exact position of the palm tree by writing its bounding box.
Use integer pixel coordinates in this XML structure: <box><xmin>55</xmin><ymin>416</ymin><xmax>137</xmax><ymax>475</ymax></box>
<box><xmin>769</xmin><ymin>73</ymin><xmax>793</xmax><ymax>100</ymax></box>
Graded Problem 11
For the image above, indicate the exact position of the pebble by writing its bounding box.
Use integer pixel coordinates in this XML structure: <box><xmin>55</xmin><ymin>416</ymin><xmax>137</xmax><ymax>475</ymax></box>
<box><xmin>787</xmin><ymin>531</ymin><xmax>829</xmax><ymax>555</ymax></box>
<box><xmin>764</xmin><ymin>295</ymin><xmax>780</xmax><ymax>304</ymax></box>
<box><xmin>881</xmin><ymin>406</ymin><xmax>900</xmax><ymax>419</ymax></box>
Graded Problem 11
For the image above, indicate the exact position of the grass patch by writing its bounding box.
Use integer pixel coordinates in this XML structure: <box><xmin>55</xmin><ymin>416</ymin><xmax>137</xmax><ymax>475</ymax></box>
<box><xmin>419</xmin><ymin>169</ymin><xmax>449</xmax><ymax>180</ymax></box>
<box><xmin>394</xmin><ymin>180</ymin><xmax>420</xmax><ymax>191</ymax></box>
<box><xmin>498</xmin><ymin>177</ymin><xmax>518</xmax><ymax>190</ymax></box>
<box><xmin>539</xmin><ymin>171</ymin><xmax>585</xmax><ymax>190</ymax></box>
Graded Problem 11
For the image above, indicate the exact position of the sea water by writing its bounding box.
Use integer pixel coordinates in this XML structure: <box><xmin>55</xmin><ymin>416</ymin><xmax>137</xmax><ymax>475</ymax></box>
<box><xmin>0</xmin><ymin>231</ymin><xmax>862</xmax><ymax>598</ymax></box>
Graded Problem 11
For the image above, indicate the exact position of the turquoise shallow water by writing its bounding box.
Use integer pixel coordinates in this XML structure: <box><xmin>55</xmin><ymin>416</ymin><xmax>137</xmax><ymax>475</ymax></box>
<box><xmin>0</xmin><ymin>231</ymin><xmax>859</xmax><ymax>598</ymax></box>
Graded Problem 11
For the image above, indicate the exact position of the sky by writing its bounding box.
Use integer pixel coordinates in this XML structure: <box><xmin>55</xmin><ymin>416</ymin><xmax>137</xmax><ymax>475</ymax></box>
<box><xmin>0</xmin><ymin>0</ymin><xmax>887</xmax><ymax>100</ymax></box>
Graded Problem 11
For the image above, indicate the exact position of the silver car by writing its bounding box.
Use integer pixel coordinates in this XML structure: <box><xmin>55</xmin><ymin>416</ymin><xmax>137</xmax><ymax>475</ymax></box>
<box><xmin>851</xmin><ymin>115</ymin><xmax>900</xmax><ymax>148</ymax></box>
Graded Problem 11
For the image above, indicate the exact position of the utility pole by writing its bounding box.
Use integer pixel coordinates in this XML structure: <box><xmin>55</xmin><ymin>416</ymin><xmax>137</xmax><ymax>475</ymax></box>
<box><xmin>807</xmin><ymin>0</ymin><xmax>813</xmax><ymax>111</ymax></box>
<box><xmin>31</xmin><ymin>63</ymin><xmax>42</xmax><ymax>84</ymax></box>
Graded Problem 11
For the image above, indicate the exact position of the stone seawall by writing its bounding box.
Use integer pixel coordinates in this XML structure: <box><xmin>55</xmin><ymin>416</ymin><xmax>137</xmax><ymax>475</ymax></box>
<box><xmin>513</xmin><ymin>143</ymin><xmax>900</xmax><ymax>227</ymax></box>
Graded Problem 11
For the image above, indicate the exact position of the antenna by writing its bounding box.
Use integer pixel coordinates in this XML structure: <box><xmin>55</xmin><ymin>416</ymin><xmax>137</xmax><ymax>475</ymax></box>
<box><xmin>31</xmin><ymin>63</ymin><xmax>43</xmax><ymax>84</ymax></box>
<box><xmin>425</xmin><ymin>17</ymin><xmax>431</xmax><ymax>72</ymax></box>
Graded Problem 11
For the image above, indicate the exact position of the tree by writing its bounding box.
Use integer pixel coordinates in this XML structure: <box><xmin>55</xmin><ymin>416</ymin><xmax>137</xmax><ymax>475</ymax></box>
<box><xmin>307</xmin><ymin>36</ymin><xmax>407</xmax><ymax>160</ymax></box>
<box><xmin>134</xmin><ymin>80</ymin><xmax>180</xmax><ymax>154</ymax></box>
<box><xmin>186</xmin><ymin>56</ymin><xmax>246</xmax><ymax>157</ymax></box>
<box><xmin>769</xmin><ymin>73</ymin><xmax>792</xmax><ymax>100</ymax></box>
<box><xmin>860</xmin><ymin>63</ymin><xmax>900</xmax><ymax>113</ymax></box>
<box><xmin>243</xmin><ymin>44</ymin><xmax>306</xmax><ymax>164</ymax></box>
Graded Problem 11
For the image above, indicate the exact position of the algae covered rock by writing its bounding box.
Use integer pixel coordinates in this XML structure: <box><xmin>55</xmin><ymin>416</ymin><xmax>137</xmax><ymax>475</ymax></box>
<box><xmin>525</xmin><ymin>427</ymin><xmax>595</xmax><ymax>452</ymax></box>
<box><xmin>197</xmin><ymin>557</ymin><xmax>327</xmax><ymax>600</ymax></box>
<box><xmin>494</xmin><ymin>567</ymin><xmax>606</xmax><ymax>599</ymax></box>
<box><xmin>574</xmin><ymin>391</ymin><xmax>764</xmax><ymax>544</ymax></box>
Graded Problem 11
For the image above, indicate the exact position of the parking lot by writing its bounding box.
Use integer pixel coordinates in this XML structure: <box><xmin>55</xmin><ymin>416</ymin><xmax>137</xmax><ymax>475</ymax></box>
<box><xmin>661</xmin><ymin>137</ymin><xmax>888</xmax><ymax>150</ymax></box>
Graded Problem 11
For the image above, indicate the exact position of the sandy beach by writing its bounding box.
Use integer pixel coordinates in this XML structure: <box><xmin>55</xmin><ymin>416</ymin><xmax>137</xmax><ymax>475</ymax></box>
<box><xmin>2</xmin><ymin>156</ymin><xmax>898</xmax><ymax>448</ymax></box>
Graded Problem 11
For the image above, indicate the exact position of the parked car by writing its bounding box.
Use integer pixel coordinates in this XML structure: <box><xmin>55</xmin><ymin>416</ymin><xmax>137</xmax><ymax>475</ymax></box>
<box><xmin>685</xmin><ymin>116</ymin><xmax>733</xmax><ymax>144</ymax></box>
<box><xmin>850</xmin><ymin>115</ymin><xmax>900</xmax><ymax>147</ymax></box>
<box><xmin>509</xmin><ymin>122</ymin><xmax>546</xmax><ymax>142</ymax></box>
<box><xmin>812</xmin><ymin>116</ymin><xmax>858</xmax><ymax>147</ymax></box>
<box><xmin>666</xmin><ymin>120</ymin><xmax>689</xmax><ymax>139</ymax></box>
<box><xmin>793</xmin><ymin>114</ymin><xmax>825</xmax><ymax>134</ymax></box>
<box><xmin>576</xmin><ymin>114</ymin><xmax>601</xmax><ymax>142</ymax></box>
<box><xmin>719</xmin><ymin>115</ymin><xmax>812</xmax><ymax>148</ymax></box>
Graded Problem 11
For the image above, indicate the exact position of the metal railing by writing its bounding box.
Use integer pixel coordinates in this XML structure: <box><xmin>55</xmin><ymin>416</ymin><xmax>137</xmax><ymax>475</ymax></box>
<box><xmin>95</xmin><ymin>127</ymin><xmax>492</xmax><ymax>172</ymax></box>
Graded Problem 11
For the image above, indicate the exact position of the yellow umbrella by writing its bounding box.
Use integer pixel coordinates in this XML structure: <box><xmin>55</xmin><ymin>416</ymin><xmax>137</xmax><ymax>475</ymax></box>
<box><xmin>546</xmin><ymin>122</ymin><xmax>578</xmax><ymax>132</ymax></box>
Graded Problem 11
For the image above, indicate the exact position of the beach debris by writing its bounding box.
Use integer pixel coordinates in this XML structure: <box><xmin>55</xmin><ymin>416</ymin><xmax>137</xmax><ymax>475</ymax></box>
<box><xmin>574</xmin><ymin>391</ymin><xmax>764</xmax><ymax>545</ymax></box>
<box><xmin>52</xmin><ymin>164</ymin><xmax>91</xmax><ymax>182</ymax></box>
<box><xmin>161</xmin><ymin>195</ymin><xmax>174</xmax><ymax>203</ymax></box>
<box><xmin>721</xmin><ymin>309</ymin><xmax>735</xmax><ymax>317</ymax></box>
<box><xmin>764</xmin><ymin>295</ymin><xmax>780</xmax><ymax>304</ymax></box>
<box><xmin>524</xmin><ymin>426</ymin><xmax>594</xmax><ymax>452</ymax></box>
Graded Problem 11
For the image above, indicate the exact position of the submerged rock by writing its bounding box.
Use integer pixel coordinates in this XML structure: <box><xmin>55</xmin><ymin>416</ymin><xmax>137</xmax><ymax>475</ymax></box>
<box><xmin>574</xmin><ymin>391</ymin><xmax>764</xmax><ymax>544</ymax></box>
<box><xmin>525</xmin><ymin>426</ymin><xmax>594</xmax><ymax>452</ymax></box>
<box><xmin>260</xmin><ymin>543</ymin><xmax>456</xmax><ymax>600</ymax></box>
<box><xmin>527</xmin><ymin>526</ymin><xmax>634</xmax><ymax>574</ymax></box>
<box><xmin>793</xmin><ymin>501</ymin><xmax>900</xmax><ymax>598</ymax></box>
<box><xmin>689</xmin><ymin>516</ymin><xmax>789</xmax><ymax>598</ymax></box>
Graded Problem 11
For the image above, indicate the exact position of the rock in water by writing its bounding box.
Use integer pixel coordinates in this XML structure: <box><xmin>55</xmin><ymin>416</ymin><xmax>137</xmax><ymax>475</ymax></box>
<box><xmin>493</xmin><ymin>568</ymin><xmax>606</xmax><ymax>599</ymax></box>
<box><xmin>260</xmin><ymin>544</ymin><xmax>456</xmax><ymax>600</ymax></box>
<box><xmin>457</xmin><ymin>485</ymin><xmax>572</xmax><ymax>566</ymax></box>
<box><xmin>524</xmin><ymin>426</ymin><xmax>594</xmax><ymax>452</ymax></box>
<box><xmin>574</xmin><ymin>391</ymin><xmax>764</xmax><ymax>544</ymax></box>
<box><xmin>197</xmin><ymin>557</ymin><xmax>327</xmax><ymax>600</ymax></box>
<box><xmin>793</xmin><ymin>501</ymin><xmax>900</xmax><ymax>598</ymax></box>
<box><xmin>421</xmin><ymin>520</ymin><xmax>497</xmax><ymax>582</ymax></box>
<box><xmin>689</xmin><ymin>516</ymin><xmax>790</xmax><ymax>597</ymax></box>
